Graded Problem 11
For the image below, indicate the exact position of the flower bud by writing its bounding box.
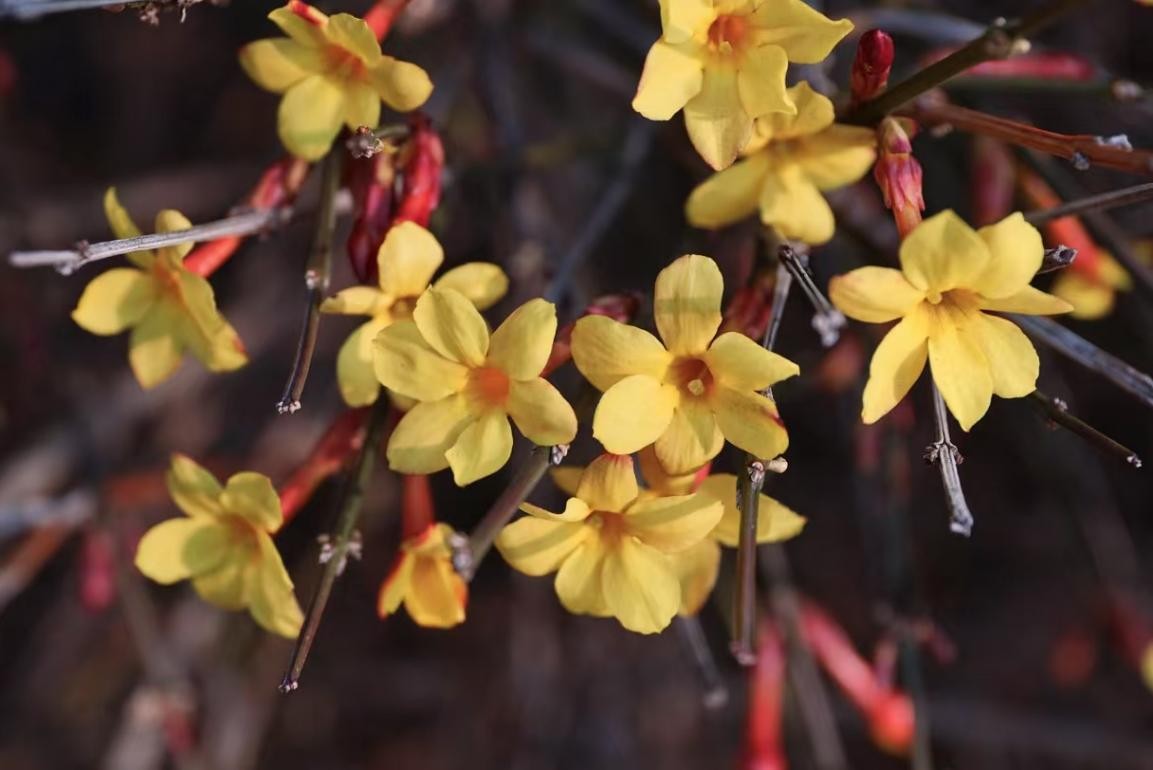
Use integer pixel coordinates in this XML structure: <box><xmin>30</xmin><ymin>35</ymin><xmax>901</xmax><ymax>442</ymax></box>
<box><xmin>395</xmin><ymin>115</ymin><xmax>444</xmax><ymax>227</ymax></box>
<box><xmin>345</xmin><ymin>152</ymin><xmax>398</xmax><ymax>284</ymax></box>
<box><xmin>851</xmin><ymin>29</ymin><xmax>894</xmax><ymax>106</ymax></box>
<box><xmin>874</xmin><ymin>117</ymin><xmax>924</xmax><ymax>239</ymax></box>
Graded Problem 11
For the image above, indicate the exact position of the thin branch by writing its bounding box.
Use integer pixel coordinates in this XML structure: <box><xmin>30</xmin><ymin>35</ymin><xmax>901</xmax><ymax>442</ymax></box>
<box><xmin>844</xmin><ymin>0</ymin><xmax>1095</xmax><ymax>125</ymax></box>
<box><xmin>1030</xmin><ymin>390</ymin><xmax>1142</xmax><ymax>467</ymax></box>
<box><xmin>279</xmin><ymin>397</ymin><xmax>389</xmax><ymax>694</ymax></box>
<box><xmin>1039</xmin><ymin>245</ymin><xmax>1078</xmax><ymax>273</ymax></box>
<box><xmin>276</xmin><ymin>149</ymin><xmax>343</xmax><ymax>415</ymax></box>
<box><xmin>923</xmin><ymin>384</ymin><xmax>975</xmax><ymax>537</ymax></box>
<box><xmin>776</xmin><ymin>244</ymin><xmax>845</xmax><ymax>348</ymax></box>
<box><xmin>675</xmin><ymin>616</ymin><xmax>729</xmax><ymax>710</ymax></box>
<box><xmin>451</xmin><ymin>444</ymin><xmax>570</xmax><ymax>582</ymax></box>
<box><xmin>0</xmin><ymin>0</ymin><xmax>217</xmax><ymax>21</ymax></box>
<box><xmin>1012</xmin><ymin>314</ymin><xmax>1153</xmax><ymax>409</ymax></box>
<box><xmin>732</xmin><ymin>459</ymin><xmax>766</xmax><ymax>665</ymax></box>
<box><xmin>9</xmin><ymin>207</ymin><xmax>292</xmax><ymax>274</ymax></box>
<box><xmin>1025</xmin><ymin>181</ymin><xmax>1153</xmax><ymax>225</ymax></box>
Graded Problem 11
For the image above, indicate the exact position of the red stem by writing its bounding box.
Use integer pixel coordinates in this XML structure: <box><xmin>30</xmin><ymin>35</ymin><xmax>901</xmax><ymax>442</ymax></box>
<box><xmin>278</xmin><ymin>408</ymin><xmax>370</xmax><ymax>525</ymax></box>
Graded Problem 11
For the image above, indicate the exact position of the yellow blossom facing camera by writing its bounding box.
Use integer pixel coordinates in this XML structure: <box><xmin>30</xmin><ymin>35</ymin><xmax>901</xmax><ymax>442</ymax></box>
<box><xmin>685</xmin><ymin>82</ymin><xmax>875</xmax><ymax>244</ymax></box>
<box><xmin>496</xmin><ymin>453</ymin><xmax>723</xmax><ymax>634</ymax></box>
<box><xmin>321</xmin><ymin>222</ymin><xmax>508</xmax><ymax>406</ymax></box>
<box><xmin>829</xmin><ymin>211</ymin><xmax>1074</xmax><ymax>431</ymax></box>
<box><xmin>374</xmin><ymin>289</ymin><xmax>578</xmax><ymax>486</ymax></box>
<box><xmin>72</xmin><ymin>189</ymin><xmax>247</xmax><ymax>389</ymax></box>
<box><xmin>378</xmin><ymin>523</ymin><xmax>467</xmax><ymax>628</ymax></box>
<box><xmin>239</xmin><ymin>1</ymin><xmax>434</xmax><ymax>160</ymax></box>
<box><xmin>571</xmin><ymin>254</ymin><xmax>798</xmax><ymax>475</ymax></box>
<box><xmin>134</xmin><ymin>455</ymin><xmax>303</xmax><ymax>638</ymax></box>
<box><xmin>633</xmin><ymin>0</ymin><xmax>853</xmax><ymax>170</ymax></box>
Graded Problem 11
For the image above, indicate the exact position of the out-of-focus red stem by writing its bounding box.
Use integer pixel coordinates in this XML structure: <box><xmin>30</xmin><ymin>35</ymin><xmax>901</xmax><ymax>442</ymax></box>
<box><xmin>364</xmin><ymin>0</ymin><xmax>413</xmax><ymax>40</ymax></box>
<box><xmin>743</xmin><ymin>622</ymin><xmax>786</xmax><ymax>770</ymax></box>
<box><xmin>278</xmin><ymin>408</ymin><xmax>371</xmax><ymax>526</ymax></box>
<box><xmin>922</xmin><ymin>48</ymin><xmax>1097</xmax><ymax>81</ymax></box>
<box><xmin>394</xmin><ymin>116</ymin><xmax>444</xmax><ymax>227</ymax></box>
<box><xmin>543</xmin><ymin>292</ymin><xmax>642</xmax><ymax>377</ymax></box>
<box><xmin>402</xmin><ymin>474</ymin><xmax>435</xmax><ymax>540</ymax></box>
<box><xmin>79</xmin><ymin>528</ymin><xmax>116</xmax><ymax>612</ymax></box>
<box><xmin>1017</xmin><ymin>167</ymin><xmax>1104</xmax><ymax>278</ymax></box>
<box><xmin>971</xmin><ymin>136</ymin><xmax>1017</xmax><ymax>226</ymax></box>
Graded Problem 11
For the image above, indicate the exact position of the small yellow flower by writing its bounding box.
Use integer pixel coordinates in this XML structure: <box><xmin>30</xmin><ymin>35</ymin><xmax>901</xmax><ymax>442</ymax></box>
<box><xmin>685</xmin><ymin>82</ymin><xmax>875</xmax><ymax>245</ymax></box>
<box><xmin>321</xmin><ymin>222</ymin><xmax>508</xmax><ymax>406</ymax></box>
<box><xmin>570</xmin><ymin>254</ymin><xmax>799</xmax><ymax>475</ymax></box>
<box><xmin>829</xmin><ymin>210</ymin><xmax>1074</xmax><ymax>430</ymax></box>
<box><xmin>239</xmin><ymin>1</ymin><xmax>433</xmax><ymax>160</ymax></box>
<box><xmin>377</xmin><ymin>523</ymin><xmax>467</xmax><ymax>628</ymax></box>
<box><xmin>1051</xmin><ymin>251</ymin><xmax>1132</xmax><ymax>320</ymax></box>
<box><xmin>633</xmin><ymin>0</ymin><xmax>852</xmax><ymax>170</ymax></box>
<box><xmin>374</xmin><ymin>288</ymin><xmax>578</xmax><ymax>485</ymax></box>
<box><xmin>134</xmin><ymin>455</ymin><xmax>303</xmax><ymax>638</ymax></box>
<box><xmin>72</xmin><ymin>189</ymin><xmax>247</xmax><ymax>389</ymax></box>
<box><xmin>496</xmin><ymin>453</ymin><xmax>723</xmax><ymax>634</ymax></box>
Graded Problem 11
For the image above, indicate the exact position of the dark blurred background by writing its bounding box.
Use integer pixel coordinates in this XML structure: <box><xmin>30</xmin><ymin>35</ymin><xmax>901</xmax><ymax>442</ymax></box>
<box><xmin>2</xmin><ymin>0</ymin><xmax>1153</xmax><ymax>768</ymax></box>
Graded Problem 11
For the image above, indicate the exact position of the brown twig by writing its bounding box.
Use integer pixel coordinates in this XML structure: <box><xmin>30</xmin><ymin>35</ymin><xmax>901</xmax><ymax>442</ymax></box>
<box><xmin>923</xmin><ymin>384</ymin><xmax>975</xmax><ymax>537</ymax></box>
<box><xmin>1030</xmin><ymin>390</ymin><xmax>1142</xmax><ymax>468</ymax></box>
<box><xmin>776</xmin><ymin>243</ymin><xmax>845</xmax><ymax>348</ymax></box>
<box><xmin>1025</xmin><ymin>181</ymin><xmax>1153</xmax><ymax>225</ymax></box>
<box><xmin>0</xmin><ymin>0</ymin><xmax>220</xmax><ymax>21</ymax></box>
<box><xmin>675</xmin><ymin>616</ymin><xmax>729</xmax><ymax>710</ymax></box>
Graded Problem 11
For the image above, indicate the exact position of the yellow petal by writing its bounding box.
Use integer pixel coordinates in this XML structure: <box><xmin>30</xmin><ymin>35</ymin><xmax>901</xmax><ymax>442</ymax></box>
<box><xmin>637</xmin><ymin>445</ymin><xmax>699</xmax><ymax>496</ymax></box>
<box><xmin>969</xmin><ymin>312</ymin><xmax>1038</xmax><ymax>398</ymax></box>
<box><xmin>377</xmin><ymin>552</ymin><xmax>415</xmax><ymax>617</ymax></box>
<box><xmin>549</xmin><ymin>466</ymin><xmax>583</xmax><ymax>498</ymax></box>
<box><xmin>72</xmin><ymin>268</ymin><xmax>155</xmax><ymax>336</ymax></box>
<box><xmin>374</xmin><ymin>319</ymin><xmax>469</xmax><ymax>401</ymax></box>
<box><xmin>386</xmin><ymin>394</ymin><xmax>472</xmax><ymax>475</ymax></box>
<box><xmin>750</xmin><ymin>0</ymin><xmax>853</xmax><ymax>63</ymax></box>
<box><xmin>576</xmin><ymin>453</ymin><xmax>639</xmax><ymax>513</ymax></box>
<box><xmin>239</xmin><ymin>38</ymin><xmax>319</xmax><ymax>93</ymax></box>
<box><xmin>432</xmin><ymin>263</ymin><xmax>508</xmax><ymax>310</ymax></box>
<box><xmin>685</xmin><ymin>152</ymin><xmax>770</xmax><ymax>230</ymax></box>
<box><xmin>554</xmin><ymin>539</ymin><xmax>610</xmax><ymax>616</ymax></box>
<box><xmin>103</xmin><ymin>187</ymin><xmax>152</xmax><ymax>267</ymax></box>
<box><xmin>154</xmin><ymin>209</ymin><xmax>195</xmax><ymax>261</ymax></box>
<box><xmin>601</xmin><ymin>538</ymin><xmax>680</xmax><ymax>634</ymax></box>
<box><xmin>445</xmin><ymin>411</ymin><xmax>513</xmax><ymax>486</ymax></box>
<box><xmin>248</xmin><ymin>532</ymin><xmax>304</xmax><ymax>638</ymax></box>
<box><xmin>134</xmin><ymin>518</ymin><xmax>229</xmax><ymax>584</ymax></box>
<box><xmin>570</xmin><ymin>315</ymin><xmax>671</xmax><ymax>392</ymax></box>
<box><xmin>412</xmin><ymin>287</ymin><xmax>490</xmax><ymax>368</ymax></box>
<box><xmin>166</xmin><ymin>454</ymin><xmax>224</xmax><ymax>518</ymax></box>
<box><xmin>506</xmin><ymin>378</ymin><xmax>578</xmax><ymax>446</ymax></box>
<box><xmin>829</xmin><ymin>267</ymin><xmax>925</xmax><ymax>323</ymax></box>
<box><xmin>659</xmin><ymin>0</ymin><xmax>713</xmax><ymax>44</ymax></box>
<box><xmin>592</xmin><ymin>375</ymin><xmax>678</xmax><ymax>455</ymax></box>
<box><xmin>654</xmin><ymin>398</ymin><xmax>724</xmax><ymax>475</ymax></box>
<box><xmin>405</xmin><ymin>554</ymin><xmax>467</xmax><ymax>628</ymax></box>
<box><xmin>220</xmin><ymin>472</ymin><xmax>283</xmax><ymax>532</ymax></box>
<box><xmin>321</xmin><ymin>286</ymin><xmax>390</xmax><ymax>317</ymax></box>
<box><xmin>497</xmin><ymin>516</ymin><xmax>588</xmax><ymax>576</ymax></box>
<box><xmin>1051</xmin><ymin>272</ymin><xmax>1114</xmax><ymax>320</ymax></box>
<box><xmin>756</xmin><ymin>81</ymin><xmax>834</xmax><ymax>142</ymax></box>
<box><xmin>367</xmin><ymin>56</ymin><xmax>433</xmax><ymax>112</ymax></box>
<box><xmin>192</xmin><ymin>555</ymin><xmax>251</xmax><ymax>611</ymax></box>
<box><xmin>336</xmin><ymin>317</ymin><xmax>389</xmax><ymax>406</ymax></box>
<box><xmin>971</xmin><ymin>213</ymin><xmax>1044</xmax><ymax>299</ymax></box>
<box><xmin>654</xmin><ymin>253</ymin><xmax>724</xmax><ymax>355</ymax></box>
<box><xmin>632</xmin><ymin>40</ymin><xmax>704</xmax><ymax>121</ymax></box>
<box><xmin>698</xmin><ymin>473</ymin><xmax>806</xmax><ymax>546</ymax></box>
<box><xmin>343</xmin><ymin>81</ymin><xmax>381</xmax><ymax>130</ymax></box>
<box><xmin>711</xmin><ymin>387</ymin><xmax>789</xmax><ymax>459</ymax></box>
<box><xmin>487</xmin><ymin>298</ymin><xmax>556</xmax><ymax>380</ymax></box>
<box><xmin>671</xmin><ymin>539</ymin><xmax>721</xmax><ymax>616</ymax></box>
<box><xmin>794</xmin><ymin>125</ymin><xmax>876</xmax><ymax>190</ymax></box>
<box><xmin>861</xmin><ymin>306</ymin><xmax>931</xmax><ymax>424</ymax></box>
<box><xmin>706</xmin><ymin>331</ymin><xmax>799</xmax><ymax>391</ymax></box>
<box><xmin>900</xmin><ymin>210</ymin><xmax>991</xmax><ymax>295</ymax></box>
<box><xmin>927</xmin><ymin>304</ymin><xmax>992</xmax><ymax>431</ymax></box>
<box><xmin>267</xmin><ymin>5</ymin><xmax>328</xmax><ymax>47</ymax></box>
<box><xmin>377</xmin><ymin>221</ymin><xmax>444</xmax><ymax>297</ymax></box>
<box><xmin>684</xmin><ymin>63</ymin><xmax>752</xmax><ymax>170</ymax></box>
<box><xmin>278</xmin><ymin>74</ymin><xmax>345</xmax><ymax>161</ymax></box>
<box><xmin>759</xmin><ymin>166</ymin><xmax>836</xmax><ymax>245</ymax></box>
<box><xmin>174</xmin><ymin>272</ymin><xmax>248</xmax><ymax>372</ymax></box>
<box><xmin>129</xmin><ymin>306</ymin><xmax>184</xmax><ymax>389</ymax></box>
<box><xmin>324</xmin><ymin>13</ymin><xmax>381</xmax><ymax>64</ymax></box>
<box><xmin>624</xmin><ymin>493</ymin><xmax>723</xmax><ymax>553</ymax></box>
<box><xmin>521</xmin><ymin>497</ymin><xmax>592</xmax><ymax>523</ymax></box>
<box><xmin>736</xmin><ymin>44</ymin><xmax>791</xmax><ymax>119</ymax></box>
<box><xmin>978</xmin><ymin>286</ymin><xmax>1073</xmax><ymax>315</ymax></box>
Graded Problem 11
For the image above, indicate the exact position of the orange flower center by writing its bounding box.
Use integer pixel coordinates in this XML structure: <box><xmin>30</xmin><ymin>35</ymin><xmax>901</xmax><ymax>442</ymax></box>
<box><xmin>668</xmin><ymin>356</ymin><xmax>715</xmax><ymax>399</ymax></box>
<box><xmin>222</xmin><ymin>515</ymin><xmax>261</xmax><ymax>562</ymax></box>
<box><xmin>326</xmin><ymin>46</ymin><xmax>367</xmax><ymax>80</ymax></box>
<box><xmin>707</xmin><ymin>14</ymin><xmax>750</xmax><ymax>55</ymax></box>
<box><xmin>466</xmin><ymin>366</ymin><xmax>511</xmax><ymax>409</ymax></box>
<box><xmin>391</xmin><ymin>297</ymin><xmax>416</xmax><ymax>320</ymax></box>
<box><xmin>588</xmin><ymin>510</ymin><xmax>627</xmax><ymax>545</ymax></box>
<box><xmin>925</xmin><ymin>288</ymin><xmax>980</xmax><ymax>309</ymax></box>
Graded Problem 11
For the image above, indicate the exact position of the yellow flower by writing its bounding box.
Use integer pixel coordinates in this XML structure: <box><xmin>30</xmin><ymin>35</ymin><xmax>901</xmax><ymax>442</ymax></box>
<box><xmin>377</xmin><ymin>523</ymin><xmax>467</xmax><ymax>628</ymax></box>
<box><xmin>633</xmin><ymin>0</ymin><xmax>852</xmax><ymax>170</ymax></box>
<box><xmin>671</xmin><ymin>473</ymin><xmax>805</xmax><ymax>615</ymax></box>
<box><xmin>374</xmin><ymin>288</ymin><xmax>578</xmax><ymax>485</ymax></box>
<box><xmin>321</xmin><ymin>222</ymin><xmax>508</xmax><ymax>406</ymax></box>
<box><xmin>570</xmin><ymin>254</ymin><xmax>799</xmax><ymax>475</ymax></box>
<box><xmin>496</xmin><ymin>453</ymin><xmax>723</xmax><ymax>634</ymax></box>
<box><xmin>1051</xmin><ymin>251</ymin><xmax>1132</xmax><ymax>320</ymax></box>
<box><xmin>685</xmin><ymin>82</ymin><xmax>875</xmax><ymax>245</ymax></box>
<box><xmin>72</xmin><ymin>189</ymin><xmax>247</xmax><ymax>389</ymax></box>
<box><xmin>239</xmin><ymin>2</ymin><xmax>433</xmax><ymax>160</ymax></box>
<box><xmin>134</xmin><ymin>455</ymin><xmax>303</xmax><ymax>638</ymax></box>
<box><xmin>829</xmin><ymin>210</ymin><xmax>1074</xmax><ymax>430</ymax></box>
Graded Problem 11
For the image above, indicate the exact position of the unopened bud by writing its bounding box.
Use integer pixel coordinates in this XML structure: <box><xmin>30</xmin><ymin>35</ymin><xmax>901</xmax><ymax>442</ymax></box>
<box><xmin>851</xmin><ymin>30</ymin><xmax>895</xmax><ymax>106</ymax></box>
<box><xmin>874</xmin><ymin>118</ymin><xmax>925</xmax><ymax>238</ymax></box>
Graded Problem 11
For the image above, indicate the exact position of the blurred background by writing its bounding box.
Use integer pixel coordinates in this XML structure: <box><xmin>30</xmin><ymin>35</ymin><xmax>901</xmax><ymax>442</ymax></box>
<box><xmin>2</xmin><ymin>0</ymin><xmax>1153</xmax><ymax>768</ymax></box>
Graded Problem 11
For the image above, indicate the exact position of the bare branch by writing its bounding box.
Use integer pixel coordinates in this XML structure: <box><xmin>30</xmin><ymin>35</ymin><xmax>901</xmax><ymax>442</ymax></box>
<box><xmin>924</xmin><ymin>384</ymin><xmax>975</xmax><ymax>537</ymax></box>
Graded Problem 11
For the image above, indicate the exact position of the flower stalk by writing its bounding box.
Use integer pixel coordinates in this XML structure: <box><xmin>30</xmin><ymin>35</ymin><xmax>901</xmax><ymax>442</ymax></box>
<box><xmin>278</xmin><ymin>408</ymin><xmax>371</xmax><ymax>525</ymax></box>
<box><xmin>1030</xmin><ymin>391</ymin><xmax>1142</xmax><ymax>468</ymax></box>
<box><xmin>924</xmin><ymin>384</ymin><xmax>974</xmax><ymax>537</ymax></box>
<box><xmin>1025</xmin><ymin>181</ymin><xmax>1153</xmax><ymax>226</ymax></box>
<box><xmin>676</xmin><ymin>616</ymin><xmax>729</xmax><ymax>710</ymax></box>
<box><xmin>776</xmin><ymin>243</ymin><xmax>845</xmax><ymax>348</ymax></box>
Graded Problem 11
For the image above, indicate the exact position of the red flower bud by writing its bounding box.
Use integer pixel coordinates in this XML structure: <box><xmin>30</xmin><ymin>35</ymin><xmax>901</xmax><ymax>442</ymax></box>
<box><xmin>851</xmin><ymin>29</ymin><xmax>895</xmax><ymax>106</ymax></box>
<box><xmin>874</xmin><ymin>118</ymin><xmax>924</xmax><ymax>239</ymax></box>
<box><xmin>722</xmin><ymin>283</ymin><xmax>774</xmax><ymax>341</ymax></box>
<box><xmin>78</xmin><ymin>528</ymin><xmax>116</xmax><ymax>612</ymax></box>
<box><xmin>395</xmin><ymin>115</ymin><xmax>444</xmax><ymax>227</ymax></box>
<box><xmin>288</xmin><ymin>0</ymin><xmax>326</xmax><ymax>27</ymax></box>
<box><xmin>279</xmin><ymin>408</ymin><xmax>370</xmax><ymax>524</ymax></box>
<box><xmin>345</xmin><ymin>152</ymin><xmax>398</xmax><ymax>284</ymax></box>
